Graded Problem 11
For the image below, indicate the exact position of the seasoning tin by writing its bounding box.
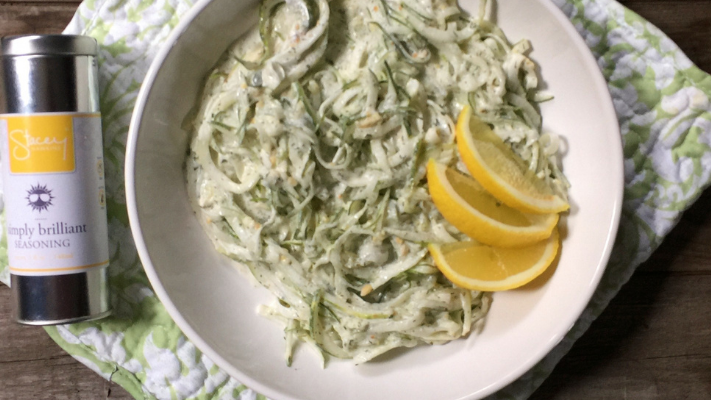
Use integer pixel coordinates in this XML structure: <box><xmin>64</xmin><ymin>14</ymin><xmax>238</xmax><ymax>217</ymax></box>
<box><xmin>0</xmin><ymin>35</ymin><xmax>111</xmax><ymax>325</ymax></box>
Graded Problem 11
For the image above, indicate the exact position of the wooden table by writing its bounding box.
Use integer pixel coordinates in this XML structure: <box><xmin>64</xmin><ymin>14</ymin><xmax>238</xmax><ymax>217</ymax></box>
<box><xmin>1</xmin><ymin>1</ymin><xmax>710</xmax><ymax>399</ymax></box>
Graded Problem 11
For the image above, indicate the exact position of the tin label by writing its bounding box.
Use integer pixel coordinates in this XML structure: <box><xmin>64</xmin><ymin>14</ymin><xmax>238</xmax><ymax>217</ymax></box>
<box><xmin>1</xmin><ymin>113</ymin><xmax>109</xmax><ymax>276</ymax></box>
<box><xmin>7</xmin><ymin>114</ymin><xmax>76</xmax><ymax>174</ymax></box>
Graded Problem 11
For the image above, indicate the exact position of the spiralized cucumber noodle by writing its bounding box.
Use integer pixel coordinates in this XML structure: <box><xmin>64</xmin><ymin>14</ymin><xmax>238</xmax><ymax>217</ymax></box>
<box><xmin>187</xmin><ymin>0</ymin><xmax>568</xmax><ymax>365</ymax></box>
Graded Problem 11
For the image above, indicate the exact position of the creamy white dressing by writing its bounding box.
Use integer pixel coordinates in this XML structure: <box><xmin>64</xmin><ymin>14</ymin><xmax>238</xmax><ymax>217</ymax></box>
<box><xmin>187</xmin><ymin>0</ymin><xmax>567</xmax><ymax>365</ymax></box>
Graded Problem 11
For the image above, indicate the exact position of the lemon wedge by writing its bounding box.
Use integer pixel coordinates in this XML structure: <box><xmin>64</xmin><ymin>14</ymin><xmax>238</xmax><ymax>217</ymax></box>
<box><xmin>426</xmin><ymin>160</ymin><xmax>558</xmax><ymax>248</ymax></box>
<box><xmin>455</xmin><ymin>105</ymin><xmax>569</xmax><ymax>214</ymax></box>
<box><xmin>428</xmin><ymin>227</ymin><xmax>559</xmax><ymax>291</ymax></box>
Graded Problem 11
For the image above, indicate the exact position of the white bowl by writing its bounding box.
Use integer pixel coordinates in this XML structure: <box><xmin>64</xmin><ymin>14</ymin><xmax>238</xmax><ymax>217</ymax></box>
<box><xmin>126</xmin><ymin>0</ymin><xmax>623</xmax><ymax>399</ymax></box>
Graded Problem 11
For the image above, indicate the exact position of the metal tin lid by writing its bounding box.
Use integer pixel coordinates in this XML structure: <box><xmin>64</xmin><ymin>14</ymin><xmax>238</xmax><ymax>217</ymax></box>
<box><xmin>0</xmin><ymin>35</ymin><xmax>97</xmax><ymax>57</ymax></box>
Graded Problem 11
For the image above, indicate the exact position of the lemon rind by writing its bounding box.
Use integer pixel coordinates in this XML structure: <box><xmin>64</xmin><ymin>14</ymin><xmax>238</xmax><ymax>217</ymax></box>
<box><xmin>455</xmin><ymin>106</ymin><xmax>570</xmax><ymax>214</ymax></box>
<box><xmin>427</xmin><ymin>160</ymin><xmax>558</xmax><ymax>248</ymax></box>
<box><xmin>429</xmin><ymin>228</ymin><xmax>560</xmax><ymax>291</ymax></box>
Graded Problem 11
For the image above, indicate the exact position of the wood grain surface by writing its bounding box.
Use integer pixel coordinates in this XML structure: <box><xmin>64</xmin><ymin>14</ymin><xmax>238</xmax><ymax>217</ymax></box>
<box><xmin>1</xmin><ymin>1</ymin><xmax>710</xmax><ymax>399</ymax></box>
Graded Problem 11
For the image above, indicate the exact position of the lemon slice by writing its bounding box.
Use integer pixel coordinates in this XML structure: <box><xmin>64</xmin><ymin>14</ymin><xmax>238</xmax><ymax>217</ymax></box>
<box><xmin>428</xmin><ymin>227</ymin><xmax>559</xmax><ymax>291</ymax></box>
<box><xmin>427</xmin><ymin>160</ymin><xmax>558</xmax><ymax>247</ymax></box>
<box><xmin>455</xmin><ymin>105</ymin><xmax>569</xmax><ymax>214</ymax></box>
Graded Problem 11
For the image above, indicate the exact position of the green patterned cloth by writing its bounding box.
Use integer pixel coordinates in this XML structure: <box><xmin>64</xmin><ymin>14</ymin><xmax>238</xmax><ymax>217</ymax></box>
<box><xmin>1</xmin><ymin>0</ymin><xmax>710</xmax><ymax>398</ymax></box>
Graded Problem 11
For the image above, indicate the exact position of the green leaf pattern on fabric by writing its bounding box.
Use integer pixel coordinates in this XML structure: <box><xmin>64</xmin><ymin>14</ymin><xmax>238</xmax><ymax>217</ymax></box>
<box><xmin>1</xmin><ymin>0</ymin><xmax>709</xmax><ymax>399</ymax></box>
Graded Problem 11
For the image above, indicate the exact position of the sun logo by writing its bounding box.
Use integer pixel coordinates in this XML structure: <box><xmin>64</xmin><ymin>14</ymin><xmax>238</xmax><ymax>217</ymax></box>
<box><xmin>26</xmin><ymin>183</ymin><xmax>54</xmax><ymax>213</ymax></box>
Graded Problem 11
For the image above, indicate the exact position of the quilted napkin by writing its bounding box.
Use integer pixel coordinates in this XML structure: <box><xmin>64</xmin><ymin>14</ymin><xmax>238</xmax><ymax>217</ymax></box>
<box><xmin>1</xmin><ymin>0</ymin><xmax>710</xmax><ymax>398</ymax></box>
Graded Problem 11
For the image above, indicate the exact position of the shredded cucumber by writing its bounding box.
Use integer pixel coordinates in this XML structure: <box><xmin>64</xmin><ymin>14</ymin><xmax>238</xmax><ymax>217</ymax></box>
<box><xmin>187</xmin><ymin>0</ymin><xmax>567</xmax><ymax>365</ymax></box>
